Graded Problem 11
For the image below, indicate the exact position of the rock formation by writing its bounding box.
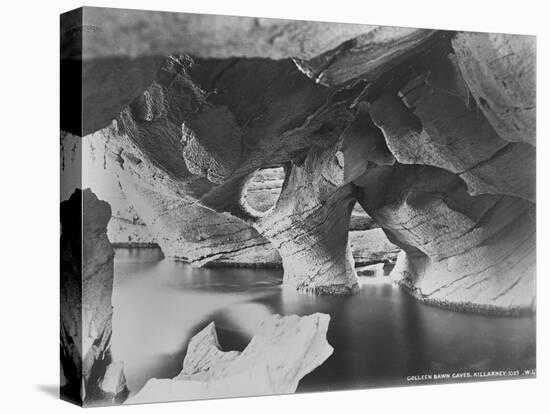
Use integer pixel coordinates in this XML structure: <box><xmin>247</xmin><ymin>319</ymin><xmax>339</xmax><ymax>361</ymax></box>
<box><xmin>240</xmin><ymin>167</ymin><xmax>285</xmax><ymax>216</ymax></box>
<box><xmin>60</xmin><ymin>189</ymin><xmax>128</xmax><ymax>405</ymax></box>
<box><xmin>355</xmin><ymin>164</ymin><xmax>535</xmax><ymax>314</ymax></box>
<box><xmin>253</xmin><ymin>145</ymin><xmax>360</xmax><ymax>294</ymax></box>
<box><xmin>79</xmin><ymin>138</ymin><xmax>395</xmax><ymax>269</ymax></box>
<box><xmin>62</xmin><ymin>131</ymin><xmax>156</xmax><ymax>246</ymax></box>
<box><xmin>126</xmin><ymin>313</ymin><xmax>333</xmax><ymax>404</ymax></box>
<box><xmin>452</xmin><ymin>33</ymin><xmax>536</xmax><ymax>147</ymax></box>
<box><xmin>354</xmin><ymin>35</ymin><xmax>535</xmax><ymax>313</ymax></box>
<box><xmin>62</xmin><ymin>9</ymin><xmax>536</xmax><ymax>312</ymax></box>
<box><xmin>85</xmin><ymin>51</ymin><xmax>403</xmax><ymax>293</ymax></box>
<box><xmin>60</xmin><ymin>190</ymin><xmax>84</xmax><ymax>404</ymax></box>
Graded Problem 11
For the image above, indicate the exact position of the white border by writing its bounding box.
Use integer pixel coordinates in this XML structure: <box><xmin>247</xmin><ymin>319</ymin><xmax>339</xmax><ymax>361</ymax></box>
<box><xmin>0</xmin><ymin>1</ymin><xmax>547</xmax><ymax>413</ymax></box>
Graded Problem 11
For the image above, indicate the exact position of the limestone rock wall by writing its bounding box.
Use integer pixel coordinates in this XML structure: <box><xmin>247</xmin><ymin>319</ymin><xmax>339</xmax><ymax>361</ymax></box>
<box><xmin>254</xmin><ymin>146</ymin><xmax>360</xmax><ymax>295</ymax></box>
<box><xmin>62</xmin><ymin>131</ymin><xmax>156</xmax><ymax>246</ymax></box>
<box><xmin>83</xmin><ymin>134</ymin><xmax>157</xmax><ymax>246</ymax></box>
<box><xmin>63</xmin><ymin>9</ymin><xmax>536</xmax><ymax>310</ymax></box>
<box><xmin>356</xmin><ymin>164</ymin><xmax>535</xmax><ymax>314</ymax></box>
<box><xmin>352</xmin><ymin>34</ymin><xmax>535</xmax><ymax>313</ymax></box>
<box><xmin>117</xmin><ymin>171</ymin><xmax>281</xmax><ymax>266</ymax></box>
<box><xmin>92</xmin><ymin>122</ymin><xmax>281</xmax><ymax>267</ymax></box>
<box><xmin>369</xmin><ymin>54</ymin><xmax>535</xmax><ymax>202</ymax></box>
<box><xmin>77</xmin><ymin>123</ymin><xmax>398</xmax><ymax>270</ymax></box>
<box><xmin>240</xmin><ymin>166</ymin><xmax>398</xmax><ymax>269</ymax></box>
<box><xmin>92</xmin><ymin>53</ymin><xmax>362</xmax><ymax>285</ymax></box>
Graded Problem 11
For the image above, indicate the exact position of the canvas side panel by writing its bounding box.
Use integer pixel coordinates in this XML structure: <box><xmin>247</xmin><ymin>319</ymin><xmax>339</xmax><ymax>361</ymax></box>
<box><xmin>61</xmin><ymin>7</ymin><xmax>83</xmax><ymax>136</ymax></box>
<box><xmin>60</xmin><ymin>7</ymin><xmax>84</xmax><ymax>407</ymax></box>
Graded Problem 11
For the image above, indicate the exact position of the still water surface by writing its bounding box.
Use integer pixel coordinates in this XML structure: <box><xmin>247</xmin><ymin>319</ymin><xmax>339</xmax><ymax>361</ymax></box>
<box><xmin>112</xmin><ymin>247</ymin><xmax>535</xmax><ymax>395</ymax></box>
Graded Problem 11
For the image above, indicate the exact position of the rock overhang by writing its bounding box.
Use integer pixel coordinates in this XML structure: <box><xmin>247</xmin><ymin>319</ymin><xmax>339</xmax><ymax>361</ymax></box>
<box><xmin>62</xmin><ymin>8</ymin><xmax>535</xmax><ymax>308</ymax></box>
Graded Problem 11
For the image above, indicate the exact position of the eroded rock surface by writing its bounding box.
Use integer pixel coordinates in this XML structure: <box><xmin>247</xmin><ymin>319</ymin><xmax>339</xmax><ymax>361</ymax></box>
<box><xmin>94</xmin><ymin>124</ymin><xmax>282</xmax><ymax>267</ymax></box>
<box><xmin>369</xmin><ymin>54</ymin><xmax>535</xmax><ymax>202</ymax></box>
<box><xmin>355</xmin><ymin>165</ymin><xmax>535</xmax><ymax>314</ymax></box>
<box><xmin>62</xmin><ymin>132</ymin><xmax>157</xmax><ymax>245</ymax></box>
<box><xmin>127</xmin><ymin>313</ymin><xmax>333</xmax><ymax>403</ymax></box>
<box><xmin>64</xmin><ymin>9</ymin><xmax>536</xmax><ymax>311</ymax></box>
<box><xmin>240</xmin><ymin>167</ymin><xmax>285</xmax><ymax>216</ymax></box>
<box><xmin>452</xmin><ymin>33</ymin><xmax>536</xmax><ymax>147</ymax></box>
<box><xmin>254</xmin><ymin>146</ymin><xmax>360</xmax><ymax>295</ymax></box>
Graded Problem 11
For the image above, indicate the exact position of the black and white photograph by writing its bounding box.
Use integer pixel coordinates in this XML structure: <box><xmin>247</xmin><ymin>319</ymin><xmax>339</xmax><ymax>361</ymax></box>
<box><xmin>60</xmin><ymin>5</ymin><xmax>537</xmax><ymax>407</ymax></box>
<box><xmin>1</xmin><ymin>1</ymin><xmax>548</xmax><ymax>413</ymax></box>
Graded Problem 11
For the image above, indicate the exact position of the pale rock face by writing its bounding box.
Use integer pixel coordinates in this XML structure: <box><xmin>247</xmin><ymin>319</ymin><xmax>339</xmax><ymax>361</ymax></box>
<box><xmin>96</xmin><ymin>124</ymin><xmax>282</xmax><ymax>267</ymax></box>
<box><xmin>351</xmin><ymin>34</ymin><xmax>535</xmax><ymax>313</ymax></box>
<box><xmin>89</xmin><ymin>54</ymin><xmax>366</xmax><ymax>292</ymax></box>
<box><xmin>100</xmin><ymin>362</ymin><xmax>127</xmax><ymax>396</ymax></box>
<box><xmin>357</xmin><ymin>165</ymin><xmax>535</xmax><ymax>314</ymax></box>
<box><xmin>83</xmin><ymin>134</ymin><xmax>157</xmax><ymax>245</ymax></box>
<box><xmin>118</xmin><ymin>175</ymin><xmax>281</xmax><ymax>266</ymax></box>
<box><xmin>84</xmin><ymin>125</ymin><xmax>394</xmax><ymax>271</ymax></box>
<box><xmin>61</xmin><ymin>131</ymin><xmax>156</xmax><ymax>246</ymax></box>
<box><xmin>127</xmin><ymin>313</ymin><xmax>333</xmax><ymax>404</ymax></box>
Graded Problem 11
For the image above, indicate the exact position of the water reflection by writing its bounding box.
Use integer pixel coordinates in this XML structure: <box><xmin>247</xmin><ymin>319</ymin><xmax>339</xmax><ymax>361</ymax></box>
<box><xmin>112</xmin><ymin>247</ymin><xmax>535</xmax><ymax>395</ymax></box>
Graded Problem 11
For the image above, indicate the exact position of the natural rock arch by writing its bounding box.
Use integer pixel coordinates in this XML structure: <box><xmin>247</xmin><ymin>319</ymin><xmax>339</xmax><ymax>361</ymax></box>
<box><xmin>239</xmin><ymin>167</ymin><xmax>286</xmax><ymax>218</ymax></box>
<box><xmin>62</xmin><ymin>11</ymin><xmax>535</xmax><ymax>309</ymax></box>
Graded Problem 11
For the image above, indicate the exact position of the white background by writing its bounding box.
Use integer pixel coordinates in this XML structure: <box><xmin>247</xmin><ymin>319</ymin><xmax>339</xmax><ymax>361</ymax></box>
<box><xmin>0</xmin><ymin>0</ymin><xmax>547</xmax><ymax>412</ymax></box>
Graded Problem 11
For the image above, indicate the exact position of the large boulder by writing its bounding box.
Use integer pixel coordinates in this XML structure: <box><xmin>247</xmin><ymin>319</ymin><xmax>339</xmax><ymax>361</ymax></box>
<box><xmin>127</xmin><ymin>313</ymin><xmax>333</xmax><ymax>404</ymax></box>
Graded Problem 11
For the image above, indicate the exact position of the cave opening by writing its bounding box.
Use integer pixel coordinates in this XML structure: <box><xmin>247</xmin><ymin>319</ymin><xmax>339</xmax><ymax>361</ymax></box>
<box><xmin>239</xmin><ymin>166</ymin><xmax>285</xmax><ymax>218</ymax></box>
<box><xmin>348</xmin><ymin>201</ymin><xmax>399</xmax><ymax>281</ymax></box>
